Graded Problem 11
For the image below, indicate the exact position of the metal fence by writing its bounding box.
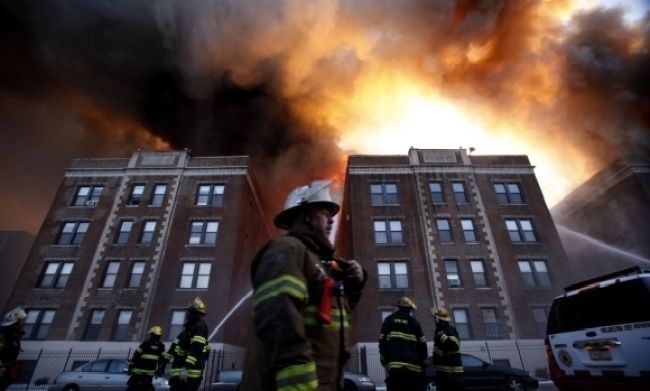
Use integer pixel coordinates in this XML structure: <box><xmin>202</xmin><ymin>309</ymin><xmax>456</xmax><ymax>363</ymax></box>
<box><xmin>9</xmin><ymin>346</ymin><xmax>245</xmax><ymax>391</ymax></box>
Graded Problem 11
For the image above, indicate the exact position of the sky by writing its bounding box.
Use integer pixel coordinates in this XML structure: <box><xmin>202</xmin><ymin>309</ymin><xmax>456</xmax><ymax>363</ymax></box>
<box><xmin>1</xmin><ymin>0</ymin><xmax>648</xmax><ymax>234</ymax></box>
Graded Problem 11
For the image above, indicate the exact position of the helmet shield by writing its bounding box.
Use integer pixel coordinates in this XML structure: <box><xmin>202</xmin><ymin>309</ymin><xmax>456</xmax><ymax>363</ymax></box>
<box><xmin>274</xmin><ymin>180</ymin><xmax>340</xmax><ymax>229</ymax></box>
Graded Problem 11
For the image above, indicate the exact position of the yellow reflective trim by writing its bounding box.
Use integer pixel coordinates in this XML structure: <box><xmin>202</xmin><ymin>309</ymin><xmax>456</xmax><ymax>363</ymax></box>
<box><xmin>276</xmin><ymin>362</ymin><xmax>318</xmax><ymax>391</ymax></box>
<box><xmin>386</xmin><ymin>331</ymin><xmax>418</xmax><ymax>342</ymax></box>
<box><xmin>191</xmin><ymin>335</ymin><xmax>207</xmax><ymax>344</ymax></box>
<box><xmin>434</xmin><ymin>364</ymin><xmax>463</xmax><ymax>374</ymax></box>
<box><xmin>186</xmin><ymin>355</ymin><xmax>197</xmax><ymax>365</ymax></box>
<box><xmin>141</xmin><ymin>354</ymin><xmax>160</xmax><ymax>360</ymax></box>
<box><xmin>387</xmin><ymin>361</ymin><xmax>423</xmax><ymax>372</ymax></box>
<box><xmin>254</xmin><ymin>275</ymin><xmax>307</xmax><ymax>308</ymax></box>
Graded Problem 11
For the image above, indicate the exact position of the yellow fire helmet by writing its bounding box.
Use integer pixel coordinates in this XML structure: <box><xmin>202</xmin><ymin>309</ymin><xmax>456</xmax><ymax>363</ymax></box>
<box><xmin>187</xmin><ymin>297</ymin><xmax>207</xmax><ymax>315</ymax></box>
<box><xmin>149</xmin><ymin>325</ymin><xmax>163</xmax><ymax>336</ymax></box>
<box><xmin>434</xmin><ymin>307</ymin><xmax>452</xmax><ymax>322</ymax></box>
<box><xmin>397</xmin><ymin>297</ymin><xmax>417</xmax><ymax>309</ymax></box>
<box><xmin>1</xmin><ymin>306</ymin><xmax>27</xmax><ymax>326</ymax></box>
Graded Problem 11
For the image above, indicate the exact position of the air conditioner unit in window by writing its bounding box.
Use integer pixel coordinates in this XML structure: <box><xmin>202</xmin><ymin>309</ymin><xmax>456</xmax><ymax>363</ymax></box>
<box><xmin>85</xmin><ymin>200</ymin><xmax>98</xmax><ymax>206</ymax></box>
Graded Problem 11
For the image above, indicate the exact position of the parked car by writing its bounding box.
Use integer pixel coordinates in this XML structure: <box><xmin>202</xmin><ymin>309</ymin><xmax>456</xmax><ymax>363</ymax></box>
<box><xmin>545</xmin><ymin>266</ymin><xmax>650</xmax><ymax>391</ymax></box>
<box><xmin>210</xmin><ymin>369</ymin><xmax>376</xmax><ymax>391</ymax></box>
<box><xmin>48</xmin><ymin>358</ymin><xmax>170</xmax><ymax>391</ymax></box>
<box><xmin>425</xmin><ymin>353</ymin><xmax>539</xmax><ymax>391</ymax></box>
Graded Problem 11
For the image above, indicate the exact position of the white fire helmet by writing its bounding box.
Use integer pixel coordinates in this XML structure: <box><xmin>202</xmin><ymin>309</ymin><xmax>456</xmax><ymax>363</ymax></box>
<box><xmin>274</xmin><ymin>180</ymin><xmax>340</xmax><ymax>229</ymax></box>
<box><xmin>2</xmin><ymin>306</ymin><xmax>27</xmax><ymax>326</ymax></box>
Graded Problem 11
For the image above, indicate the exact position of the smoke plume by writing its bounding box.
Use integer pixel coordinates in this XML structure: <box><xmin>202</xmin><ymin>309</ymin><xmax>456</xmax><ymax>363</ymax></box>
<box><xmin>0</xmin><ymin>0</ymin><xmax>648</xmax><ymax>232</ymax></box>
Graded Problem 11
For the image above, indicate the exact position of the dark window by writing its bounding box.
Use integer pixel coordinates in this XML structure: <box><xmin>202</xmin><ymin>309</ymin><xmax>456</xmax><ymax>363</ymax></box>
<box><xmin>140</xmin><ymin>220</ymin><xmax>157</xmax><ymax>244</ymax></box>
<box><xmin>482</xmin><ymin>308</ymin><xmax>501</xmax><ymax>339</ymax></box>
<box><xmin>168</xmin><ymin>310</ymin><xmax>186</xmax><ymax>339</ymax></box>
<box><xmin>518</xmin><ymin>259</ymin><xmax>552</xmax><ymax>287</ymax></box>
<box><xmin>370</xmin><ymin>183</ymin><xmax>398</xmax><ymax>205</ymax></box>
<box><xmin>111</xmin><ymin>310</ymin><xmax>132</xmax><ymax>341</ymax></box>
<box><xmin>114</xmin><ymin>220</ymin><xmax>133</xmax><ymax>245</ymax></box>
<box><xmin>429</xmin><ymin>181</ymin><xmax>445</xmax><ymax>203</ymax></box>
<box><xmin>494</xmin><ymin>182</ymin><xmax>524</xmax><ymax>204</ymax></box>
<box><xmin>470</xmin><ymin>260</ymin><xmax>488</xmax><ymax>287</ymax></box>
<box><xmin>128</xmin><ymin>261</ymin><xmax>145</xmax><ymax>288</ymax></box>
<box><xmin>179</xmin><ymin>262</ymin><xmax>212</xmax><ymax>289</ymax></box>
<box><xmin>128</xmin><ymin>185</ymin><xmax>145</xmax><ymax>205</ymax></box>
<box><xmin>373</xmin><ymin>220</ymin><xmax>403</xmax><ymax>244</ymax></box>
<box><xmin>532</xmin><ymin>307</ymin><xmax>548</xmax><ymax>337</ymax></box>
<box><xmin>150</xmin><ymin>184</ymin><xmax>167</xmax><ymax>206</ymax></box>
<box><xmin>452</xmin><ymin>181</ymin><xmax>468</xmax><ymax>204</ymax></box>
<box><xmin>505</xmin><ymin>218</ymin><xmax>538</xmax><ymax>242</ymax></box>
<box><xmin>82</xmin><ymin>309</ymin><xmax>105</xmax><ymax>340</ymax></box>
<box><xmin>461</xmin><ymin>219</ymin><xmax>477</xmax><ymax>242</ymax></box>
<box><xmin>56</xmin><ymin>221</ymin><xmax>89</xmax><ymax>245</ymax></box>
<box><xmin>73</xmin><ymin>186</ymin><xmax>103</xmax><ymax>206</ymax></box>
<box><xmin>24</xmin><ymin>309</ymin><xmax>55</xmax><ymax>340</ymax></box>
<box><xmin>377</xmin><ymin>261</ymin><xmax>409</xmax><ymax>289</ymax></box>
<box><xmin>436</xmin><ymin>218</ymin><xmax>453</xmax><ymax>242</ymax></box>
<box><xmin>188</xmin><ymin>221</ymin><xmax>219</xmax><ymax>245</ymax></box>
<box><xmin>196</xmin><ymin>184</ymin><xmax>225</xmax><ymax>206</ymax></box>
<box><xmin>445</xmin><ymin>260</ymin><xmax>462</xmax><ymax>288</ymax></box>
<box><xmin>38</xmin><ymin>261</ymin><xmax>74</xmax><ymax>288</ymax></box>
<box><xmin>102</xmin><ymin>261</ymin><xmax>120</xmax><ymax>288</ymax></box>
<box><xmin>453</xmin><ymin>308</ymin><xmax>471</xmax><ymax>340</ymax></box>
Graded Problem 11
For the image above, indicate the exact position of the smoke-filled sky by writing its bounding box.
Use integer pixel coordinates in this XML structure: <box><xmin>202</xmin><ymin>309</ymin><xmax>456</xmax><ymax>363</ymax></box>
<box><xmin>1</xmin><ymin>0</ymin><xmax>648</xmax><ymax>234</ymax></box>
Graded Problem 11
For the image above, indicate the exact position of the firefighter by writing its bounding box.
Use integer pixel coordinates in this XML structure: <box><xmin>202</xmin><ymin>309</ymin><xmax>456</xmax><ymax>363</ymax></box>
<box><xmin>127</xmin><ymin>325</ymin><xmax>166</xmax><ymax>391</ymax></box>
<box><xmin>433</xmin><ymin>307</ymin><xmax>464</xmax><ymax>391</ymax></box>
<box><xmin>241</xmin><ymin>180</ymin><xmax>367</xmax><ymax>391</ymax></box>
<box><xmin>0</xmin><ymin>307</ymin><xmax>27</xmax><ymax>391</ymax></box>
<box><xmin>162</xmin><ymin>297</ymin><xmax>209</xmax><ymax>391</ymax></box>
<box><xmin>379</xmin><ymin>297</ymin><xmax>428</xmax><ymax>391</ymax></box>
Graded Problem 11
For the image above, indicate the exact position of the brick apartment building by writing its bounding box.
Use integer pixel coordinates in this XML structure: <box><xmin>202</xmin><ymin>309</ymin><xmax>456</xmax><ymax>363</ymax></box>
<box><xmin>336</xmin><ymin>148</ymin><xmax>572</xmax><ymax>342</ymax></box>
<box><xmin>3</xmin><ymin>150</ymin><xmax>272</xmax><ymax>346</ymax></box>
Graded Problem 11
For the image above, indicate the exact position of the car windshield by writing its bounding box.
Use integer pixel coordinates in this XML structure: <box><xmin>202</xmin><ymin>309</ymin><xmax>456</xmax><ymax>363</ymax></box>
<box><xmin>108</xmin><ymin>360</ymin><xmax>128</xmax><ymax>373</ymax></box>
<box><xmin>461</xmin><ymin>355</ymin><xmax>486</xmax><ymax>368</ymax></box>
<box><xmin>547</xmin><ymin>277</ymin><xmax>650</xmax><ymax>334</ymax></box>
<box><xmin>219</xmin><ymin>371</ymin><xmax>242</xmax><ymax>382</ymax></box>
<box><xmin>81</xmin><ymin>360</ymin><xmax>110</xmax><ymax>372</ymax></box>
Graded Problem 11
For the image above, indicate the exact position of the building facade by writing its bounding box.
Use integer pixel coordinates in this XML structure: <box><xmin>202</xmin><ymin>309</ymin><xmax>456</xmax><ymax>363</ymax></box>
<box><xmin>336</xmin><ymin>148</ymin><xmax>571</xmax><ymax>342</ymax></box>
<box><xmin>3</xmin><ymin>150</ymin><xmax>273</xmax><ymax>346</ymax></box>
<box><xmin>0</xmin><ymin>231</ymin><xmax>34</xmax><ymax>310</ymax></box>
<box><xmin>551</xmin><ymin>155</ymin><xmax>650</xmax><ymax>281</ymax></box>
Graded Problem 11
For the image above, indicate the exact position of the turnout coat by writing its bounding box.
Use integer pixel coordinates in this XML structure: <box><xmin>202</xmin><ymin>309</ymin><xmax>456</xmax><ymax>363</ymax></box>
<box><xmin>241</xmin><ymin>229</ymin><xmax>366</xmax><ymax>391</ymax></box>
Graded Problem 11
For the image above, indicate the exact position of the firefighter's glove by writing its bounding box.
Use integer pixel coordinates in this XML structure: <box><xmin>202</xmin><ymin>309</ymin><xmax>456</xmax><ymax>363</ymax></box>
<box><xmin>179</xmin><ymin>367</ymin><xmax>188</xmax><ymax>382</ymax></box>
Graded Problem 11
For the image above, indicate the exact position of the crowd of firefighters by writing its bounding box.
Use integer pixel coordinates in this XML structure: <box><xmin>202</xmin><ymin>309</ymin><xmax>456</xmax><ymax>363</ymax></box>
<box><xmin>0</xmin><ymin>180</ymin><xmax>465</xmax><ymax>391</ymax></box>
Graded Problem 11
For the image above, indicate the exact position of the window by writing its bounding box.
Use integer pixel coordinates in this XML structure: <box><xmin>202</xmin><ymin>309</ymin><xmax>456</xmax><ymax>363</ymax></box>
<box><xmin>73</xmin><ymin>186</ymin><xmax>103</xmax><ymax>206</ymax></box>
<box><xmin>381</xmin><ymin>310</ymin><xmax>393</xmax><ymax>322</ymax></box>
<box><xmin>56</xmin><ymin>221</ymin><xmax>89</xmax><ymax>245</ymax></box>
<box><xmin>436</xmin><ymin>218</ymin><xmax>453</xmax><ymax>242</ymax></box>
<box><xmin>370</xmin><ymin>183</ymin><xmax>398</xmax><ymax>205</ymax></box>
<box><xmin>429</xmin><ymin>181</ymin><xmax>445</xmax><ymax>203</ymax></box>
<box><xmin>453</xmin><ymin>308</ymin><xmax>471</xmax><ymax>339</ymax></box>
<box><xmin>518</xmin><ymin>259</ymin><xmax>552</xmax><ymax>288</ymax></box>
<box><xmin>128</xmin><ymin>184</ymin><xmax>145</xmax><ymax>205</ymax></box>
<box><xmin>24</xmin><ymin>309</ymin><xmax>55</xmax><ymax>340</ymax></box>
<box><xmin>179</xmin><ymin>262</ymin><xmax>212</xmax><ymax>289</ymax></box>
<box><xmin>452</xmin><ymin>181</ymin><xmax>468</xmax><ymax>204</ymax></box>
<box><xmin>188</xmin><ymin>221</ymin><xmax>219</xmax><ymax>245</ymax></box>
<box><xmin>505</xmin><ymin>218</ymin><xmax>538</xmax><ymax>242</ymax></box>
<box><xmin>532</xmin><ymin>307</ymin><xmax>549</xmax><ymax>337</ymax></box>
<box><xmin>461</xmin><ymin>219</ymin><xmax>477</xmax><ymax>242</ymax></box>
<box><xmin>196</xmin><ymin>184</ymin><xmax>225</xmax><ymax>206</ymax></box>
<box><xmin>38</xmin><ymin>261</ymin><xmax>74</xmax><ymax>288</ymax></box>
<box><xmin>445</xmin><ymin>260</ymin><xmax>462</xmax><ymax>288</ymax></box>
<box><xmin>482</xmin><ymin>308</ymin><xmax>501</xmax><ymax>338</ymax></box>
<box><xmin>128</xmin><ymin>261</ymin><xmax>145</xmax><ymax>288</ymax></box>
<box><xmin>470</xmin><ymin>260</ymin><xmax>488</xmax><ymax>287</ymax></box>
<box><xmin>377</xmin><ymin>261</ymin><xmax>409</xmax><ymax>289</ymax></box>
<box><xmin>111</xmin><ymin>310</ymin><xmax>132</xmax><ymax>341</ymax></box>
<box><xmin>150</xmin><ymin>184</ymin><xmax>167</xmax><ymax>206</ymax></box>
<box><xmin>102</xmin><ymin>261</ymin><xmax>120</xmax><ymax>288</ymax></box>
<box><xmin>114</xmin><ymin>220</ymin><xmax>133</xmax><ymax>245</ymax></box>
<box><xmin>373</xmin><ymin>220</ymin><xmax>403</xmax><ymax>244</ymax></box>
<box><xmin>82</xmin><ymin>309</ymin><xmax>106</xmax><ymax>340</ymax></box>
<box><xmin>494</xmin><ymin>182</ymin><xmax>523</xmax><ymax>204</ymax></box>
<box><xmin>139</xmin><ymin>220</ymin><xmax>157</xmax><ymax>244</ymax></box>
<box><xmin>168</xmin><ymin>310</ymin><xmax>186</xmax><ymax>339</ymax></box>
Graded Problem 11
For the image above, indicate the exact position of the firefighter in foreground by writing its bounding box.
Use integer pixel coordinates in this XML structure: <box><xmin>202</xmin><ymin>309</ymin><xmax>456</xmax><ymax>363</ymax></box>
<box><xmin>433</xmin><ymin>307</ymin><xmax>464</xmax><ymax>391</ymax></box>
<box><xmin>241</xmin><ymin>180</ymin><xmax>367</xmax><ymax>390</ymax></box>
<box><xmin>127</xmin><ymin>325</ymin><xmax>166</xmax><ymax>391</ymax></box>
<box><xmin>161</xmin><ymin>297</ymin><xmax>209</xmax><ymax>391</ymax></box>
<box><xmin>379</xmin><ymin>297</ymin><xmax>428</xmax><ymax>391</ymax></box>
<box><xmin>0</xmin><ymin>307</ymin><xmax>27</xmax><ymax>391</ymax></box>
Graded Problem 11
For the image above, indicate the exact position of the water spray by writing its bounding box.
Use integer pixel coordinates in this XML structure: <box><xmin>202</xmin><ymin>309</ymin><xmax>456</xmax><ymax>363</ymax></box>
<box><xmin>208</xmin><ymin>289</ymin><xmax>253</xmax><ymax>341</ymax></box>
<box><xmin>558</xmin><ymin>225</ymin><xmax>650</xmax><ymax>266</ymax></box>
